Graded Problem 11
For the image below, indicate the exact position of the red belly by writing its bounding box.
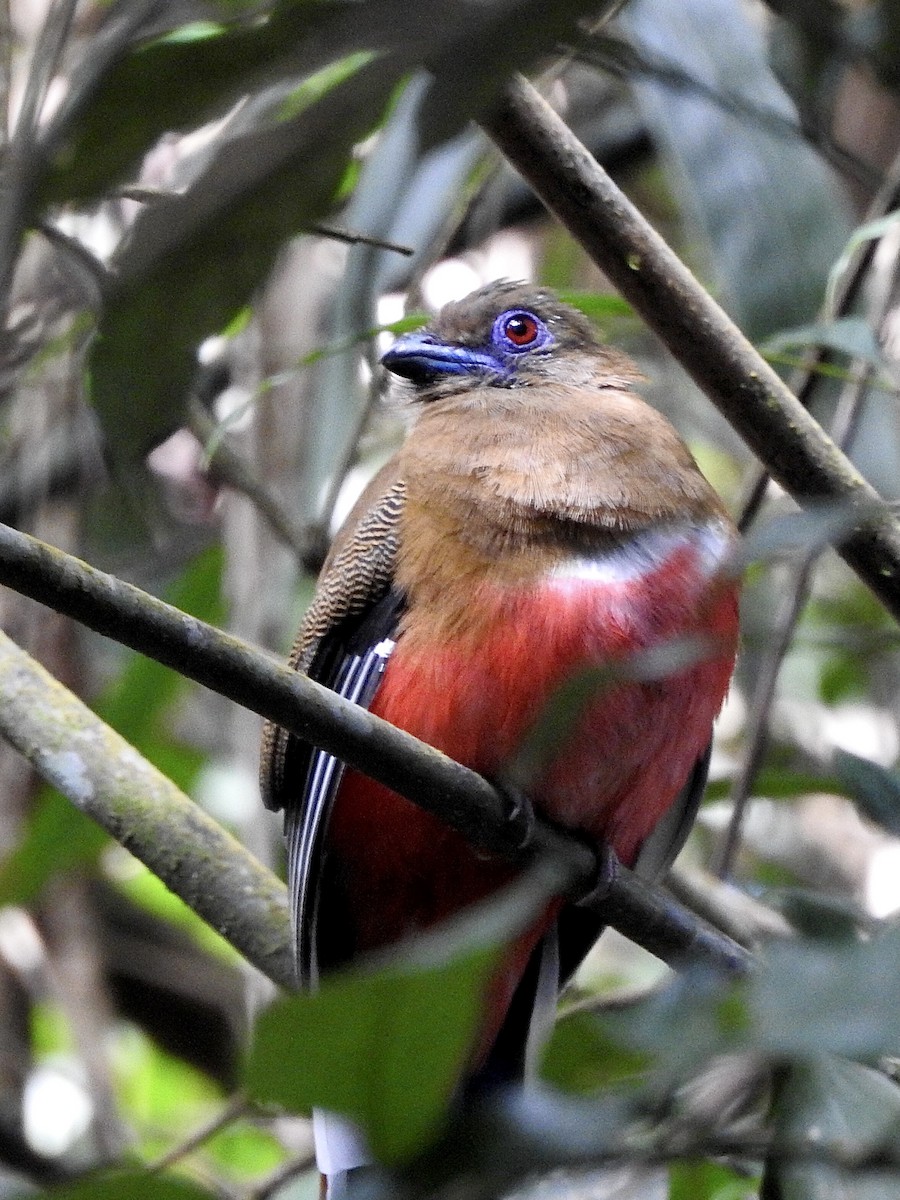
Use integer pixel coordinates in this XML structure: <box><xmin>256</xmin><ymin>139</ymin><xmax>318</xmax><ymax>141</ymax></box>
<box><xmin>327</xmin><ymin>544</ymin><xmax>739</xmax><ymax>958</ymax></box>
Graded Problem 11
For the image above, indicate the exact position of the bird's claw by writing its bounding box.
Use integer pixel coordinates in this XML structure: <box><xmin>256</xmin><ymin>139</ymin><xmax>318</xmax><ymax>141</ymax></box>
<box><xmin>484</xmin><ymin>777</ymin><xmax>537</xmax><ymax>855</ymax></box>
<box><xmin>574</xmin><ymin>840</ymin><xmax>619</xmax><ymax>909</ymax></box>
<box><xmin>504</xmin><ymin>788</ymin><xmax>537</xmax><ymax>852</ymax></box>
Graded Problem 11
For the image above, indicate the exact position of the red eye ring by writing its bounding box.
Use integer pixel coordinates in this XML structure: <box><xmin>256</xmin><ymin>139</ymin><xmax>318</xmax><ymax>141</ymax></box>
<box><xmin>502</xmin><ymin>312</ymin><xmax>540</xmax><ymax>347</ymax></box>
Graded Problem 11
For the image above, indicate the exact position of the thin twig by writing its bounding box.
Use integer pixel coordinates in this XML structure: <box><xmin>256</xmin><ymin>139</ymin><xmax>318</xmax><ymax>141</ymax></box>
<box><xmin>309</xmin><ymin>224</ymin><xmax>414</xmax><ymax>256</ymax></box>
<box><xmin>251</xmin><ymin>1151</ymin><xmax>317</xmax><ymax>1200</ymax></box>
<box><xmin>148</xmin><ymin>1094</ymin><xmax>251</xmax><ymax>1174</ymax></box>
<box><xmin>715</xmin><ymin>159</ymin><xmax>900</xmax><ymax>874</ymax></box>
<box><xmin>713</xmin><ymin>361</ymin><xmax>878</xmax><ymax>877</ymax></box>
<box><xmin>187</xmin><ymin>397</ymin><xmax>325</xmax><ymax>572</ymax></box>
<box><xmin>0</xmin><ymin>521</ymin><xmax>749</xmax><ymax>977</ymax></box>
<box><xmin>711</xmin><ymin>555</ymin><xmax>817</xmax><ymax>877</ymax></box>
<box><xmin>738</xmin><ymin>143</ymin><xmax>900</xmax><ymax>531</ymax></box>
<box><xmin>479</xmin><ymin>76</ymin><xmax>900</xmax><ymax>623</ymax></box>
<box><xmin>12</xmin><ymin>0</ymin><xmax>78</xmax><ymax>141</ymax></box>
<box><xmin>35</xmin><ymin>220</ymin><xmax>108</xmax><ymax>308</ymax></box>
<box><xmin>666</xmin><ymin>865</ymin><xmax>793</xmax><ymax>949</ymax></box>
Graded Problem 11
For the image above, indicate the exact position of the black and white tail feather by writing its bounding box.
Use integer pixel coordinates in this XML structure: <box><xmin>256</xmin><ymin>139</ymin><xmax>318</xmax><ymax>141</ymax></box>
<box><xmin>286</xmin><ymin>635</ymin><xmax>396</xmax><ymax>986</ymax></box>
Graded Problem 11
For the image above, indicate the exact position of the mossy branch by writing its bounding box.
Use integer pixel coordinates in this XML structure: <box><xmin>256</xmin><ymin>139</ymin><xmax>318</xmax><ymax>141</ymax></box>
<box><xmin>0</xmin><ymin>627</ymin><xmax>295</xmax><ymax>989</ymax></box>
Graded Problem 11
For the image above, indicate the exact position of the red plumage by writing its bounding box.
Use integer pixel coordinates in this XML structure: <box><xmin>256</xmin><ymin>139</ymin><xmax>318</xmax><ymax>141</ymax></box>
<box><xmin>327</xmin><ymin>529</ymin><xmax>738</xmax><ymax>1051</ymax></box>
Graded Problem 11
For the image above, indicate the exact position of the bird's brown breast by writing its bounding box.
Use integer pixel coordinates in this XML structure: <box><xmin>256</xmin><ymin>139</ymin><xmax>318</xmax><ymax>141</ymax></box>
<box><xmin>393</xmin><ymin>378</ymin><xmax>731</xmax><ymax>642</ymax></box>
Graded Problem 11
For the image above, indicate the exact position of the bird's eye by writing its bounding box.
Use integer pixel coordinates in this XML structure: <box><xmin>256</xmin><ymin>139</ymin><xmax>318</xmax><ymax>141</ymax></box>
<box><xmin>493</xmin><ymin>309</ymin><xmax>550</xmax><ymax>353</ymax></box>
<box><xmin>503</xmin><ymin>313</ymin><xmax>539</xmax><ymax>345</ymax></box>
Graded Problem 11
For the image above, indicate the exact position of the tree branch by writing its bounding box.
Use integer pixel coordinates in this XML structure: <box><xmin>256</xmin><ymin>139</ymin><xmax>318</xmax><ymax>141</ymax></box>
<box><xmin>0</xmin><ymin>521</ymin><xmax>750</xmax><ymax>977</ymax></box>
<box><xmin>479</xmin><ymin>76</ymin><xmax>900</xmax><ymax>624</ymax></box>
<box><xmin>0</xmin><ymin>627</ymin><xmax>295</xmax><ymax>989</ymax></box>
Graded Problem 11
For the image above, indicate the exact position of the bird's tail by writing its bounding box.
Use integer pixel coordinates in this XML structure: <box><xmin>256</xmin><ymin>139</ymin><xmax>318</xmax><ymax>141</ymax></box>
<box><xmin>314</xmin><ymin>929</ymin><xmax>560</xmax><ymax>1195</ymax></box>
<box><xmin>313</xmin><ymin>1108</ymin><xmax>372</xmax><ymax>1195</ymax></box>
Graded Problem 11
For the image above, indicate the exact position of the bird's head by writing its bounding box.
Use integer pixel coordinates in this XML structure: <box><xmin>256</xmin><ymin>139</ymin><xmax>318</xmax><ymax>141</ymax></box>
<box><xmin>381</xmin><ymin>280</ymin><xmax>638</xmax><ymax>400</ymax></box>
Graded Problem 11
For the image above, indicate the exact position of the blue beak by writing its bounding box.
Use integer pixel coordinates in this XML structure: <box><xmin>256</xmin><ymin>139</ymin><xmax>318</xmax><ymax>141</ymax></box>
<box><xmin>381</xmin><ymin>333</ymin><xmax>502</xmax><ymax>384</ymax></box>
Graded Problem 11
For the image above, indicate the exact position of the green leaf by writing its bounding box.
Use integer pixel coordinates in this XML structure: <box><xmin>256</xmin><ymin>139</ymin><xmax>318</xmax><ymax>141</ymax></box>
<box><xmin>772</xmin><ymin>889</ymin><xmax>874</xmax><ymax>942</ymax></box>
<box><xmin>246</xmin><ymin>944</ymin><xmax>497</xmax><ymax>1162</ymax></box>
<box><xmin>552</xmin><ymin>925</ymin><xmax>900</xmax><ymax>1089</ymax></box>
<box><xmin>0</xmin><ymin>550</ymin><xmax>222</xmax><ymax>905</ymax></box>
<box><xmin>826</xmin><ymin>210</ymin><xmax>900</xmax><ymax>315</ymax></box>
<box><xmin>46</xmin><ymin>0</ymin><xmax>619</xmax><ymax>210</ymax></box>
<box><xmin>833</xmin><ymin>751</ymin><xmax>900</xmax><ymax>838</ymax></box>
<box><xmin>761</xmin><ymin>317</ymin><xmax>883</xmax><ymax>366</ymax></box>
<box><xmin>31</xmin><ymin>1168</ymin><xmax>216</xmax><ymax>1199</ymax></box>
<box><xmin>206</xmin><ymin>1122</ymin><xmax>286</xmax><ymax>1180</ymax></box>
<box><xmin>819</xmin><ymin>655</ymin><xmax>868</xmax><ymax>706</ymax></box>
<box><xmin>90</xmin><ymin>54</ymin><xmax>401</xmax><ymax>466</ymax></box>
<box><xmin>380</xmin><ymin>314</ymin><xmax>431</xmax><ymax>337</ymax></box>
<box><xmin>765</xmin><ymin>1058</ymin><xmax>900</xmax><ymax>1200</ymax></box>
<box><xmin>703</xmin><ymin>769</ymin><xmax>840</xmax><ymax>803</ymax></box>
<box><xmin>618</xmin><ymin>0</ymin><xmax>850</xmax><ymax>340</ymax></box>
<box><xmin>115</xmin><ymin>1026</ymin><xmax>220</xmax><ymax>1152</ymax></box>
<box><xmin>558</xmin><ymin>291</ymin><xmax>635</xmax><ymax>323</ymax></box>
<box><xmin>42</xmin><ymin>3</ymin><xmax>327</xmax><ymax>204</ymax></box>
<box><xmin>541</xmin><ymin>1011</ymin><xmax>649</xmax><ymax>1094</ymax></box>
<box><xmin>669</xmin><ymin>1160</ymin><xmax>759</xmax><ymax>1200</ymax></box>
<box><xmin>547</xmin><ymin>971</ymin><xmax>746</xmax><ymax>1094</ymax></box>
<box><xmin>737</xmin><ymin>502</ymin><xmax>877</xmax><ymax>571</ymax></box>
<box><xmin>296</xmin><ymin>313</ymin><xmax>430</xmax><ymax>370</ymax></box>
<box><xmin>749</xmin><ymin>929</ymin><xmax>900</xmax><ymax>1062</ymax></box>
<box><xmin>245</xmin><ymin>865</ymin><xmax>561</xmax><ymax>1163</ymax></box>
<box><xmin>0</xmin><ymin>790</ymin><xmax>108</xmax><ymax>906</ymax></box>
<box><xmin>95</xmin><ymin>546</ymin><xmax>223</xmax><ymax>745</ymax></box>
<box><xmin>416</xmin><ymin>0</ymin><xmax>621</xmax><ymax>145</ymax></box>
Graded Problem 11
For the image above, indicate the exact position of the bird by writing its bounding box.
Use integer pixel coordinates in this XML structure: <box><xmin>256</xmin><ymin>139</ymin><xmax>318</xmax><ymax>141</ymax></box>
<box><xmin>260</xmin><ymin>280</ymin><xmax>740</xmax><ymax>1194</ymax></box>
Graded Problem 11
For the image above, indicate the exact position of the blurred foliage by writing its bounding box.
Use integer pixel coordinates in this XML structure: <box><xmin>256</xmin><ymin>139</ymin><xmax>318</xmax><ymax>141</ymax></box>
<box><xmin>615</xmin><ymin>0</ymin><xmax>851</xmax><ymax>341</ymax></box>
<box><xmin>0</xmin><ymin>549</ymin><xmax>222</xmax><ymax>909</ymax></box>
<box><xmin>670</xmin><ymin>1163</ymin><xmax>759</xmax><ymax>1200</ymax></box>
<box><xmin>31</xmin><ymin>1170</ymin><xmax>218</xmax><ymax>1200</ymax></box>
<box><xmin>246</xmin><ymin>926</ymin><xmax>500</xmax><ymax>1163</ymax></box>
<box><xmin>1</xmin><ymin>0</ymin><xmax>900</xmax><ymax>1197</ymax></box>
<box><xmin>246</xmin><ymin>864</ymin><xmax>557</xmax><ymax>1164</ymax></box>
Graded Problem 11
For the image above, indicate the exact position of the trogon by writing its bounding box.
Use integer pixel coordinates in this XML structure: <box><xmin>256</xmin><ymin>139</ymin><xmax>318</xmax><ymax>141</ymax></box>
<box><xmin>260</xmin><ymin>280</ymin><xmax>740</xmax><ymax>1193</ymax></box>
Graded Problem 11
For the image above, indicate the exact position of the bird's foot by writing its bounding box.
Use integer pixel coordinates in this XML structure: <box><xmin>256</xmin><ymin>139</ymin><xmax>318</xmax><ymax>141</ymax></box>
<box><xmin>482</xmin><ymin>775</ymin><xmax>537</xmax><ymax>857</ymax></box>
<box><xmin>573</xmin><ymin>839</ymin><xmax>619</xmax><ymax>909</ymax></box>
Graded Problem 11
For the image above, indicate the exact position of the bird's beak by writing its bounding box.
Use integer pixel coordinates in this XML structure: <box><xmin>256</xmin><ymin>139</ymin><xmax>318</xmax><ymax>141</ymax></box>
<box><xmin>381</xmin><ymin>333</ymin><xmax>501</xmax><ymax>384</ymax></box>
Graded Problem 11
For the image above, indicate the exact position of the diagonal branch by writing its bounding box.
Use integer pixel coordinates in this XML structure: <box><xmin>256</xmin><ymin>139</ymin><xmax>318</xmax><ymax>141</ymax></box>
<box><xmin>479</xmin><ymin>76</ymin><xmax>900</xmax><ymax>624</ymax></box>
<box><xmin>0</xmin><ymin>628</ymin><xmax>295</xmax><ymax>989</ymax></box>
<box><xmin>0</xmin><ymin>521</ymin><xmax>749</xmax><ymax>977</ymax></box>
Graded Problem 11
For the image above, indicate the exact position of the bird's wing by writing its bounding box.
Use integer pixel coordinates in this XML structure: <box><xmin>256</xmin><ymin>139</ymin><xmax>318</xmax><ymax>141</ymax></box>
<box><xmin>474</xmin><ymin>745</ymin><xmax>712</xmax><ymax>1091</ymax></box>
<box><xmin>259</xmin><ymin>462</ymin><xmax>406</xmax><ymax>810</ymax></box>
<box><xmin>555</xmin><ymin>742</ymin><xmax>712</xmax><ymax>987</ymax></box>
<box><xmin>258</xmin><ymin>462</ymin><xmax>406</xmax><ymax>983</ymax></box>
<box><xmin>632</xmin><ymin>740</ymin><xmax>711</xmax><ymax>880</ymax></box>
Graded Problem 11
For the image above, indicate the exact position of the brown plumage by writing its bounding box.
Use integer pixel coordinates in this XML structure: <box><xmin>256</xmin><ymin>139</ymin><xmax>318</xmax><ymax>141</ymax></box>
<box><xmin>260</xmin><ymin>471</ymin><xmax>405</xmax><ymax>808</ymax></box>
